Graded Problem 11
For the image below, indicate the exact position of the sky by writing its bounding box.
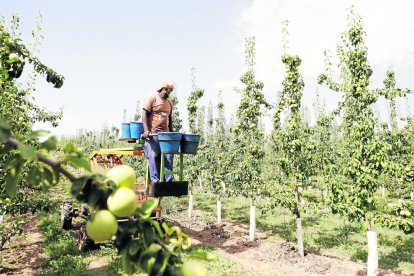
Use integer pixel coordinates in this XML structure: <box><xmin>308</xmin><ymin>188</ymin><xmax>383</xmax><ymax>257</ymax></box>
<box><xmin>2</xmin><ymin>0</ymin><xmax>414</xmax><ymax>137</ymax></box>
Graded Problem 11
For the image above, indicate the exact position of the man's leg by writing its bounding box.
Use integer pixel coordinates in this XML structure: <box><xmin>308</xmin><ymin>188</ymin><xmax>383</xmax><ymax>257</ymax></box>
<box><xmin>164</xmin><ymin>153</ymin><xmax>173</xmax><ymax>182</ymax></box>
<box><xmin>144</xmin><ymin>136</ymin><xmax>161</xmax><ymax>183</ymax></box>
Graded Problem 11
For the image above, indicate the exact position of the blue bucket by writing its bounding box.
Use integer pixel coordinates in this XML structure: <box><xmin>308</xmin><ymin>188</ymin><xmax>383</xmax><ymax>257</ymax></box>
<box><xmin>121</xmin><ymin>123</ymin><xmax>131</xmax><ymax>138</ymax></box>
<box><xmin>130</xmin><ymin>121</ymin><xmax>144</xmax><ymax>139</ymax></box>
<box><xmin>181</xmin><ymin>134</ymin><xmax>201</xmax><ymax>154</ymax></box>
<box><xmin>158</xmin><ymin>132</ymin><xmax>182</xmax><ymax>153</ymax></box>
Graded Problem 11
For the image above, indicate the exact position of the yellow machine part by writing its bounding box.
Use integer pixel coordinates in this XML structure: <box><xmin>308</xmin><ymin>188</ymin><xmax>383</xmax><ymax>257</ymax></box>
<box><xmin>89</xmin><ymin>147</ymin><xmax>145</xmax><ymax>171</ymax></box>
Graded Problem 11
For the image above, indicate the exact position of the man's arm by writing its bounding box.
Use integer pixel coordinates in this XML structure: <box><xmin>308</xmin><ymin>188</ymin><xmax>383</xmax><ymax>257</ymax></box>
<box><xmin>142</xmin><ymin>109</ymin><xmax>151</xmax><ymax>138</ymax></box>
<box><xmin>168</xmin><ymin>113</ymin><xmax>173</xmax><ymax>132</ymax></box>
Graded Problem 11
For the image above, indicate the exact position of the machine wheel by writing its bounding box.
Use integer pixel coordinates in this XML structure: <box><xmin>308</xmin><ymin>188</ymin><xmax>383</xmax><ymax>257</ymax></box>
<box><xmin>81</xmin><ymin>204</ymin><xmax>90</xmax><ymax>217</ymax></box>
<box><xmin>78</xmin><ymin>224</ymin><xmax>97</xmax><ymax>252</ymax></box>
<box><xmin>61</xmin><ymin>200</ymin><xmax>73</xmax><ymax>230</ymax></box>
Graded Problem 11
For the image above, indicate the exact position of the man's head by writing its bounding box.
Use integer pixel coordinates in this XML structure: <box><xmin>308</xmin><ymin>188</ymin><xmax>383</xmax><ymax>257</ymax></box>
<box><xmin>158</xmin><ymin>82</ymin><xmax>174</xmax><ymax>99</ymax></box>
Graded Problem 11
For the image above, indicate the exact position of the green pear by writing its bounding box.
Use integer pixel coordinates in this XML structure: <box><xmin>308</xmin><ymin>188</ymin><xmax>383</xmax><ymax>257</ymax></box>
<box><xmin>107</xmin><ymin>187</ymin><xmax>138</xmax><ymax>217</ymax></box>
<box><xmin>106</xmin><ymin>165</ymin><xmax>136</xmax><ymax>189</ymax></box>
<box><xmin>86</xmin><ymin>210</ymin><xmax>118</xmax><ymax>242</ymax></box>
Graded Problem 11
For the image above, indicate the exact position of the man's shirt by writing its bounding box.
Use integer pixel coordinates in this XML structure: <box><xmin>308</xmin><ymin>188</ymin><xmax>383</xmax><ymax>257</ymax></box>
<box><xmin>143</xmin><ymin>92</ymin><xmax>173</xmax><ymax>133</ymax></box>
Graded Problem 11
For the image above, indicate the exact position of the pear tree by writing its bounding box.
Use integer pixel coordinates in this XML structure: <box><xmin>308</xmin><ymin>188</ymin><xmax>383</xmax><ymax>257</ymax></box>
<box><xmin>318</xmin><ymin>8</ymin><xmax>389</xmax><ymax>274</ymax></box>
<box><xmin>232</xmin><ymin>37</ymin><xmax>270</xmax><ymax>241</ymax></box>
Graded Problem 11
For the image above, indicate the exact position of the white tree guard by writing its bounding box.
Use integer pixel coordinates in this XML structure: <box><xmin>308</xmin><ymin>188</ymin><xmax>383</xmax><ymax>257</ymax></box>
<box><xmin>297</xmin><ymin>217</ymin><xmax>304</xmax><ymax>257</ymax></box>
<box><xmin>188</xmin><ymin>193</ymin><xmax>193</xmax><ymax>218</ymax></box>
<box><xmin>249</xmin><ymin>205</ymin><xmax>256</xmax><ymax>241</ymax></box>
<box><xmin>198</xmin><ymin>175</ymin><xmax>203</xmax><ymax>191</ymax></box>
<box><xmin>217</xmin><ymin>200</ymin><xmax>222</xmax><ymax>224</ymax></box>
<box><xmin>367</xmin><ymin>230</ymin><xmax>378</xmax><ymax>276</ymax></box>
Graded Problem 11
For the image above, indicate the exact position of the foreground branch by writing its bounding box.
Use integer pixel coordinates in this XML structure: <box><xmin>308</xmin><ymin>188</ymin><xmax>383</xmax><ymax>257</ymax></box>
<box><xmin>7</xmin><ymin>137</ymin><xmax>78</xmax><ymax>182</ymax></box>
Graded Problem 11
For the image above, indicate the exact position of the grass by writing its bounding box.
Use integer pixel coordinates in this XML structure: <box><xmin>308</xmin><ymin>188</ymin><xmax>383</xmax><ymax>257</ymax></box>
<box><xmin>37</xmin><ymin>201</ymin><xmax>88</xmax><ymax>275</ymax></box>
<box><xmin>182</xmin><ymin>244</ymin><xmax>240</xmax><ymax>276</ymax></box>
<box><xmin>163</xmin><ymin>190</ymin><xmax>414</xmax><ymax>272</ymax></box>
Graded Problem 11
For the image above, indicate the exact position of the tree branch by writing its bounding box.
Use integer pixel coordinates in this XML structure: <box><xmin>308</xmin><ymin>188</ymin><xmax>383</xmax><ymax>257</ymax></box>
<box><xmin>7</xmin><ymin>137</ymin><xmax>78</xmax><ymax>182</ymax></box>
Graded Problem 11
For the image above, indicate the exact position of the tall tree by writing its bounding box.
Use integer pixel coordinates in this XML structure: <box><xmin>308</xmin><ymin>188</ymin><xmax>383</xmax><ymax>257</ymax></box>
<box><xmin>185</xmin><ymin>67</ymin><xmax>204</xmax><ymax>218</ymax></box>
<box><xmin>232</xmin><ymin>37</ymin><xmax>270</xmax><ymax>241</ymax></box>
<box><xmin>318</xmin><ymin>8</ymin><xmax>388</xmax><ymax>274</ymax></box>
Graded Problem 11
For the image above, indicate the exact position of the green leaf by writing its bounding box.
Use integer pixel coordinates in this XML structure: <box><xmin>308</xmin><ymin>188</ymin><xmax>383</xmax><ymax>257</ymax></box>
<box><xmin>5</xmin><ymin>172</ymin><xmax>18</xmax><ymax>198</ymax></box>
<box><xmin>0</xmin><ymin>121</ymin><xmax>11</xmax><ymax>143</ymax></box>
<box><xmin>40</xmin><ymin>136</ymin><xmax>57</xmax><ymax>151</ymax></box>
<box><xmin>148</xmin><ymin>219</ymin><xmax>163</xmax><ymax>237</ymax></box>
<box><xmin>87</xmin><ymin>189</ymin><xmax>107</xmax><ymax>209</ymax></box>
<box><xmin>64</xmin><ymin>142</ymin><xmax>76</xmax><ymax>154</ymax></box>
<box><xmin>26</xmin><ymin>166</ymin><xmax>40</xmax><ymax>187</ymax></box>
<box><xmin>121</xmin><ymin>252</ymin><xmax>136</xmax><ymax>275</ymax></box>
<box><xmin>143</xmin><ymin>223</ymin><xmax>154</xmax><ymax>247</ymax></box>
<box><xmin>71</xmin><ymin>176</ymin><xmax>89</xmax><ymax>196</ymax></box>
<box><xmin>189</xmin><ymin>249</ymin><xmax>216</xmax><ymax>261</ymax></box>
<box><xmin>30</xmin><ymin>130</ymin><xmax>50</xmax><ymax>138</ymax></box>
<box><xmin>150</xmin><ymin>250</ymin><xmax>169</xmax><ymax>276</ymax></box>
<box><xmin>53</xmin><ymin>167</ymin><xmax>61</xmax><ymax>185</ymax></box>
<box><xmin>139</xmin><ymin>245</ymin><xmax>159</xmax><ymax>273</ymax></box>
<box><xmin>135</xmin><ymin>199</ymin><xmax>158</xmax><ymax>219</ymax></box>
<box><xmin>66</xmin><ymin>156</ymin><xmax>91</xmax><ymax>171</ymax></box>
<box><xmin>128</xmin><ymin>240</ymin><xmax>140</xmax><ymax>256</ymax></box>
<box><xmin>43</xmin><ymin>166</ymin><xmax>54</xmax><ymax>186</ymax></box>
<box><xmin>18</xmin><ymin>144</ymin><xmax>37</xmax><ymax>160</ymax></box>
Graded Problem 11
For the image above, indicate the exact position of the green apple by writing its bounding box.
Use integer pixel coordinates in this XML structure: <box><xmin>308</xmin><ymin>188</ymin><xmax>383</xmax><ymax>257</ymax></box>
<box><xmin>86</xmin><ymin>210</ymin><xmax>118</xmax><ymax>242</ymax></box>
<box><xmin>106</xmin><ymin>165</ymin><xmax>136</xmax><ymax>189</ymax></box>
<box><xmin>182</xmin><ymin>262</ymin><xmax>208</xmax><ymax>276</ymax></box>
<box><xmin>107</xmin><ymin>187</ymin><xmax>138</xmax><ymax>217</ymax></box>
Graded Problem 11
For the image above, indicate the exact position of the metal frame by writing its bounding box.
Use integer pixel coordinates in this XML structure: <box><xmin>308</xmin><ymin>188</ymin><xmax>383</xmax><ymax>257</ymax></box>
<box><xmin>145</xmin><ymin>153</ymin><xmax>184</xmax><ymax>186</ymax></box>
<box><xmin>89</xmin><ymin>148</ymin><xmax>185</xmax><ymax>187</ymax></box>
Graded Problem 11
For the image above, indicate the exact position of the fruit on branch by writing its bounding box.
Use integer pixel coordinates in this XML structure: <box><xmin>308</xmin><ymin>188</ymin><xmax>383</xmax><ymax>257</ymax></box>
<box><xmin>106</xmin><ymin>165</ymin><xmax>136</xmax><ymax>189</ymax></box>
<box><xmin>86</xmin><ymin>210</ymin><xmax>118</xmax><ymax>242</ymax></box>
<box><xmin>107</xmin><ymin>187</ymin><xmax>138</xmax><ymax>217</ymax></box>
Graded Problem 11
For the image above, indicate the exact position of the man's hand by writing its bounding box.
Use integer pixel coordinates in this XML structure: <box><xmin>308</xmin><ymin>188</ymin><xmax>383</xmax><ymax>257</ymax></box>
<box><xmin>141</xmin><ymin>130</ymin><xmax>150</xmax><ymax>139</ymax></box>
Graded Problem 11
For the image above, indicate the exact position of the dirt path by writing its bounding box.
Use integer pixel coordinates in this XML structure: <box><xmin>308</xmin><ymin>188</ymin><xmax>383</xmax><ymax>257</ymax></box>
<box><xmin>167</xmin><ymin>209</ymin><xmax>412</xmax><ymax>276</ymax></box>
<box><xmin>0</xmin><ymin>214</ymin><xmax>47</xmax><ymax>275</ymax></box>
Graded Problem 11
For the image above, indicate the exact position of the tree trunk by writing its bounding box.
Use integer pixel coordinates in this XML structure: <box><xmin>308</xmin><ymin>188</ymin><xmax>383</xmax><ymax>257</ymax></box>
<box><xmin>249</xmin><ymin>197</ymin><xmax>256</xmax><ymax>242</ymax></box>
<box><xmin>367</xmin><ymin>230</ymin><xmax>378</xmax><ymax>276</ymax></box>
<box><xmin>198</xmin><ymin>175</ymin><xmax>203</xmax><ymax>191</ymax></box>
<box><xmin>396</xmin><ymin>178</ymin><xmax>401</xmax><ymax>199</ymax></box>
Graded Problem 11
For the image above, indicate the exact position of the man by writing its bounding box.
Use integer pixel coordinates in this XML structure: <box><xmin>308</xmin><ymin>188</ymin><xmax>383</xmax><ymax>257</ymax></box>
<box><xmin>142</xmin><ymin>82</ymin><xmax>174</xmax><ymax>184</ymax></box>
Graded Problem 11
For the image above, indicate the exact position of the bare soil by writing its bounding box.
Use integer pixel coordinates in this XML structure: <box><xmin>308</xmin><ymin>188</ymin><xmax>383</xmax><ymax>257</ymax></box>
<box><xmin>167</xmin><ymin>208</ymin><xmax>413</xmax><ymax>276</ymax></box>
<box><xmin>0</xmin><ymin>214</ymin><xmax>47</xmax><ymax>276</ymax></box>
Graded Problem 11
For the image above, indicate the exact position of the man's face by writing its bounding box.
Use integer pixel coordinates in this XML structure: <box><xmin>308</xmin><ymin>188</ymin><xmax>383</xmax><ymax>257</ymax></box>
<box><xmin>160</xmin><ymin>87</ymin><xmax>173</xmax><ymax>99</ymax></box>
